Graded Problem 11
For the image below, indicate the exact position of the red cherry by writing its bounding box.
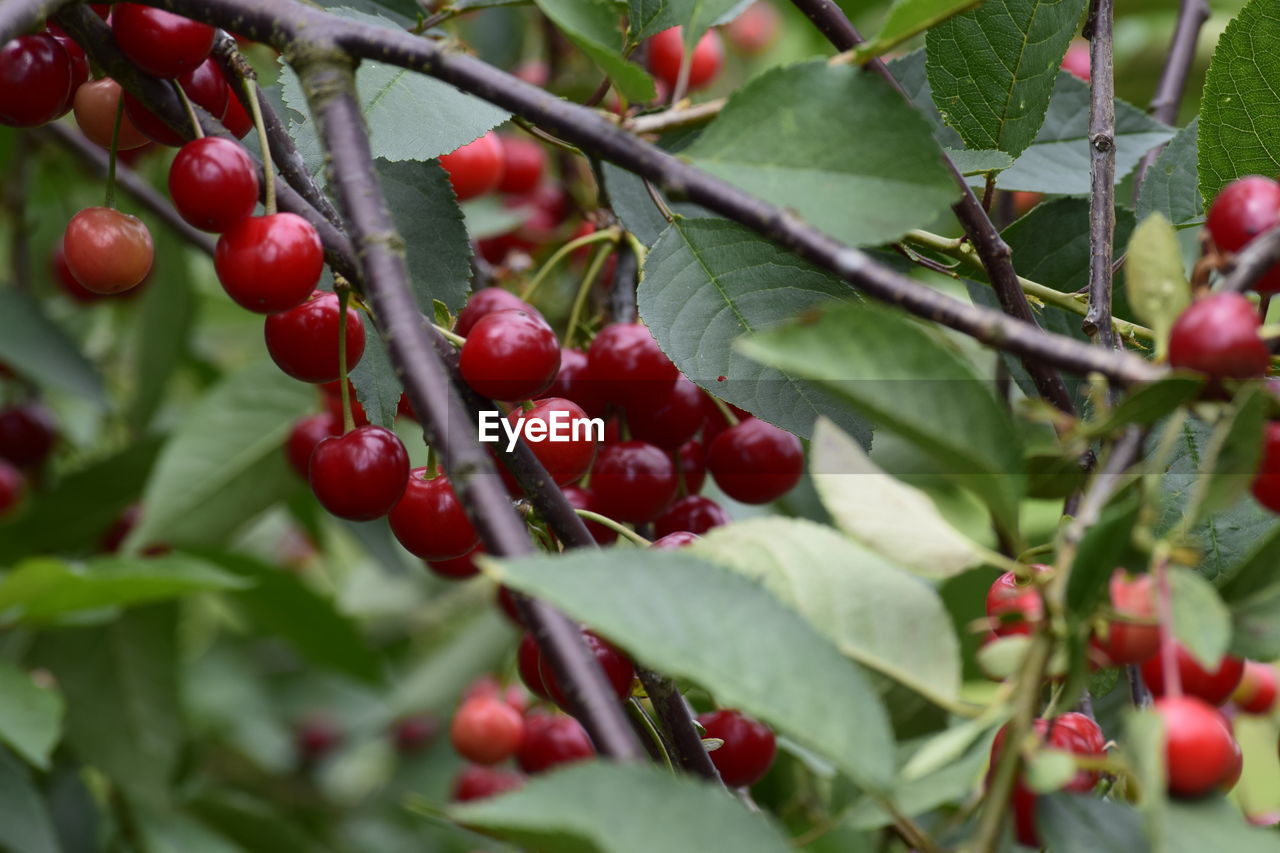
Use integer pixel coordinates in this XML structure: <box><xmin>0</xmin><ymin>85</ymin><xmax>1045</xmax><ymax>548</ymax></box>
<box><xmin>725</xmin><ymin>2</ymin><xmax>780</xmax><ymax>55</ymax></box>
<box><xmin>1207</xmin><ymin>176</ymin><xmax>1280</xmax><ymax>254</ymax></box>
<box><xmin>1168</xmin><ymin>292</ymin><xmax>1269</xmax><ymax>379</ymax></box>
<box><xmin>0</xmin><ymin>403</ymin><xmax>57</xmax><ymax>470</ymax></box>
<box><xmin>1093</xmin><ymin>570</ymin><xmax>1160</xmax><ymax>666</ymax></box>
<box><xmin>591</xmin><ymin>441</ymin><xmax>679</xmax><ymax>523</ymax></box>
<box><xmin>539</xmin><ymin>348</ymin><xmax>605</xmax><ymax>417</ymax></box>
<box><xmin>702</xmin><ymin>395</ymin><xmax>750</xmax><ymax>446</ymax></box>
<box><xmin>220</xmin><ymin>83</ymin><xmax>254</xmax><ymax>138</ymax></box>
<box><xmin>439</xmin><ymin>131</ymin><xmax>505</xmax><ymax>201</ymax></box>
<box><xmin>587</xmin><ymin>323</ymin><xmax>678</xmax><ymax>409</ymax></box>
<box><xmin>504</xmin><ymin>397</ymin><xmax>596</xmax><ymax>485</ymax></box>
<box><xmin>215</xmin><ymin>213</ymin><xmax>323</xmax><ymax>313</ymax></box>
<box><xmin>1154</xmin><ymin>695</ymin><xmax>1240</xmax><ymax>797</ymax></box>
<box><xmin>1252</xmin><ymin>421</ymin><xmax>1280</xmax><ymax>512</ymax></box>
<box><xmin>452</xmin><ymin>765</ymin><xmax>524</xmax><ymax>802</ymax></box>
<box><xmin>389</xmin><ymin>468</ymin><xmax>479</xmax><ymax>560</ymax></box>
<box><xmin>497</xmin><ymin>137</ymin><xmax>546</xmax><ymax>195</ymax></box>
<box><xmin>1046</xmin><ymin>712</ymin><xmax>1106</xmax><ymax>792</ymax></box>
<box><xmin>496</xmin><ymin>585</ymin><xmax>523</xmax><ymax>625</ymax></box>
<box><xmin>124</xmin><ymin>56</ymin><xmax>230</xmax><ymax>146</ymax></box>
<box><xmin>627</xmin><ymin>374</ymin><xmax>704</xmax><ymax>449</ymax></box>
<box><xmin>706</xmin><ymin>417</ymin><xmax>803</xmax><ymax>504</ymax></box>
<box><xmin>46</xmin><ymin>30</ymin><xmax>87</xmax><ymax>116</ymax></box>
<box><xmin>285</xmin><ymin>412</ymin><xmax>342</xmax><ymax>478</ymax></box>
<box><xmin>455</xmin><ymin>287</ymin><xmax>537</xmax><ymax>336</ymax></box>
<box><xmin>169</xmin><ymin>137</ymin><xmax>259</xmax><ymax>232</ymax></box>
<box><xmin>450</xmin><ymin>696</ymin><xmax>525</xmax><ymax>765</ymax></box>
<box><xmin>264</xmin><ymin>292</ymin><xmax>365</xmax><ymax>383</ymax></box>
<box><xmin>1061</xmin><ymin>41</ymin><xmax>1091</xmax><ymax>82</ymax></box>
<box><xmin>308</xmin><ymin>425</ymin><xmax>409</xmax><ymax>520</ymax></box>
<box><xmin>650</xmin><ymin>531</ymin><xmax>700</xmax><ymax>549</ymax></box>
<box><xmin>537</xmin><ymin>631</ymin><xmax>634</xmax><ymax>709</ymax></box>
<box><xmin>516</xmin><ymin>713</ymin><xmax>595</xmax><ymax>774</ymax></box>
<box><xmin>1232</xmin><ymin>661</ymin><xmax>1278</xmax><ymax>714</ymax></box>
<box><xmin>427</xmin><ymin>543</ymin><xmax>484</xmax><ymax>580</ymax></box>
<box><xmin>654</xmin><ymin>495</ymin><xmax>729</xmax><ymax>538</ymax></box>
<box><xmin>985</xmin><ymin>568</ymin><xmax>1046</xmax><ymax>637</ymax></box>
<box><xmin>63</xmin><ymin>207</ymin><xmax>154</xmax><ymax>295</ymax></box>
<box><xmin>73</xmin><ymin>79</ymin><xmax>151</xmax><ymax>150</ymax></box>
<box><xmin>294</xmin><ymin>715</ymin><xmax>342</xmax><ymax>764</ymax></box>
<box><xmin>1141</xmin><ymin>640</ymin><xmax>1245</xmax><ymax>705</ymax></box>
<box><xmin>391</xmin><ymin>714</ymin><xmax>436</xmax><ymax>754</ymax></box>
<box><xmin>517</xmin><ymin>633</ymin><xmax>553</xmax><ymax>699</ymax></box>
<box><xmin>0</xmin><ymin>34</ymin><xmax>72</xmax><ymax>127</ymax></box>
<box><xmin>561</xmin><ymin>485</ymin><xmax>619</xmax><ymax>545</ymax></box>
<box><xmin>673</xmin><ymin>438</ymin><xmax>707</xmax><ymax>495</ymax></box>
<box><xmin>459</xmin><ymin>310</ymin><xmax>560</xmax><ymax>402</ymax></box>
<box><xmin>697</xmin><ymin>709</ymin><xmax>776</xmax><ymax>788</ymax></box>
<box><xmin>647</xmin><ymin>27</ymin><xmax>724</xmax><ymax>92</ymax></box>
<box><xmin>112</xmin><ymin>3</ymin><xmax>215</xmax><ymax>78</ymax></box>
<box><xmin>321</xmin><ymin>379</ymin><xmax>370</xmax><ymax>428</ymax></box>
<box><xmin>0</xmin><ymin>460</ymin><xmax>25</xmax><ymax>517</ymax></box>
<box><xmin>51</xmin><ymin>240</ymin><xmax>102</xmax><ymax>304</ymax></box>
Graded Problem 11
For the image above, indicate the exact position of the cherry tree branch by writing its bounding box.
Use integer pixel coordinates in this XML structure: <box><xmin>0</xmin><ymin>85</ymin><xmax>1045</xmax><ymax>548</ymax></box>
<box><xmin>1132</xmin><ymin>0</ymin><xmax>1209</xmax><ymax>193</ymax></box>
<box><xmin>1084</xmin><ymin>0</ymin><xmax>1117</xmax><ymax>348</ymax></box>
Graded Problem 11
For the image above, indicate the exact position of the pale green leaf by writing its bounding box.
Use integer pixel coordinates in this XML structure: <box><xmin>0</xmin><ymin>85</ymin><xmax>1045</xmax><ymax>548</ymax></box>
<box><xmin>0</xmin><ymin>662</ymin><xmax>62</xmax><ymax>771</ymax></box>
<box><xmin>855</xmin><ymin>0</ymin><xmax>982</xmax><ymax>63</ymax></box>
<box><xmin>535</xmin><ymin>0</ymin><xmax>656</xmax><ymax>103</ymax></box>
<box><xmin>1169</xmin><ymin>567</ymin><xmax>1232</xmax><ymax>670</ymax></box>
<box><xmin>0</xmin><ymin>289</ymin><xmax>106</xmax><ymax>406</ymax></box>
<box><xmin>1125</xmin><ymin>213</ymin><xmax>1191</xmax><ymax>359</ymax></box>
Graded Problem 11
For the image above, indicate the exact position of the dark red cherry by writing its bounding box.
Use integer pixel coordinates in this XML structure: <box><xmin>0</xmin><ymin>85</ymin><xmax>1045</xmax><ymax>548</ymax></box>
<box><xmin>46</xmin><ymin>29</ymin><xmax>87</xmax><ymax>116</ymax></box>
<box><xmin>1207</xmin><ymin>176</ymin><xmax>1280</xmax><ymax>254</ymax></box>
<box><xmin>215</xmin><ymin>213</ymin><xmax>323</xmax><ymax>313</ymax></box>
<box><xmin>497</xmin><ymin>137</ymin><xmax>545</xmax><ymax>196</ymax></box>
<box><xmin>112</xmin><ymin>4</ymin><xmax>216</xmax><ymax>78</ymax></box>
<box><xmin>220</xmin><ymin>81</ymin><xmax>254</xmax><ymax>138</ymax></box>
<box><xmin>591</xmin><ymin>441</ymin><xmax>679</xmax><ymax>523</ymax></box>
<box><xmin>628</xmin><ymin>374</ymin><xmax>705</xmax><ymax>449</ymax></box>
<box><xmin>495</xmin><ymin>585</ymin><xmax>523</xmax><ymax>625</ymax></box>
<box><xmin>308</xmin><ymin>425</ymin><xmax>409</xmax><ymax>520</ymax></box>
<box><xmin>504</xmin><ymin>397</ymin><xmax>596</xmax><ymax>485</ymax></box>
<box><xmin>539</xmin><ymin>348</ymin><xmax>605</xmax><ymax>417</ymax></box>
<box><xmin>673</xmin><ymin>438</ymin><xmax>706</xmax><ymax>495</ymax></box>
<box><xmin>1141</xmin><ymin>640</ymin><xmax>1245</xmax><ymax>705</ymax></box>
<box><xmin>707</xmin><ymin>417</ymin><xmax>803</xmax><ymax>504</ymax></box>
<box><xmin>1252</xmin><ymin>421</ymin><xmax>1280</xmax><ymax>512</ymax></box>
<box><xmin>427</xmin><ymin>543</ymin><xmax>484</xmax><ymax>580</ymax></box>
<box><xmin>0</xmin><ymin>34</ymin><xmax>72</xmax><ymax>127</ymax></box>
<box><xmin>459</xmin><ymin>310</ymin><xmax>560</xmax><ymax>402</ymax></box>
<box><xmin>517</xmin><ymin>633</ymin><xmax>552</xmax><ymax>699</ymax></box>
<box><xmin>0</xmin><ymin>403</ymin><xmax>57</xmax><ymax>469</ymax></box>
<box><xmin>124</xmin><ymin>57</ymin><xmax>230</xmax><ymax>146</ymax></box>
<box><xmin>320</xmin><ymin>379</ymin><xmax>371</xmax><ymax>428</ymax></box>
<box><xmin>455</xmin><ymin>287</ymin><xmax>536</xmax><ymax>336</ymax></box>
<box><xmin>264</xmin><ymin>292</ymin><xmax>365</xmax><ymax>383</ymax></box>
<box><xmin>285</xmin><ymin>412</ymin><xmax>342</xmax><ymax>478</ymax></box>
<box><xmin>169</xmin><ymin>137</ymin><xmax>259</xmax><ymax>232</ymax></box>
<box><xmin>561</xmin><ymin>485</ymin><xmax>618</xmax><ymax>545</ymax></box>
<box><xmin>452</xmin><ymin>765</ymin><xmax>524</xmax><ymax>801</ymax></box>
<box><xmin>0</xmin><ymin>460</ymin><xmax>25</xmax><ymax>517</ymax></box>
<box><xmin>389</xmin><ymin>468</ymin><xmax>479</xmax><ymax>560</ymax></box>
<box><xmin>439</xmin><ymin>131</ymin><xmax>504</xmax><ymax>201</ymax></box>
<box><xmin>697</xmin><ymin>709</ymin><xmax>776</xmax><ymax>788</ymax></box>
<box><xmin>654</xmin><ymin>495</ymin><xmax>729</xmax><ymax>538</ymax></box>
<box><xmin>516</xmin><ymin>713</ymin><xmax>595</xmax><ymax>774</ymax></box>
<box><xmin>587</xmin><ymin>323</ymin><xmax>678</xmax><ymax>409</ymax></box>
<box><xmin>1167</xmin><ymin>293</ymin><xmax>1269</xmax><ymax>379</ymax></box>
<box><xmin>650</xmin><ymin>531</ymin><xmax>700</xmax><ymax>549</ymax></box>
<box><xmin>538</xmin><ymin>631</ymin><xmax>634</xmax><ymax>709</ymax></box>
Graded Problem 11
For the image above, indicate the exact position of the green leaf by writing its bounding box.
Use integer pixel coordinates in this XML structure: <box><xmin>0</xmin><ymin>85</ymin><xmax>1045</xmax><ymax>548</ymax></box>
<box><xmin>1186</xmin><ymin>383</ymin><xmax>1268</xmax><ymax>524</ymax></box>
<box><xmin>0</xmin><ymin>289</ymin><xmax>106</xmax><ymax>406</ymax></box>
<box><xmin>462</xmin><ymin>195</ymin><xmax>528</xmax><ymax>240</ymax></box>
<box><xmin>448</xmin><ymin>762</ymin><xmax>791</xmax><ymax>852</ymax></box>
<box><xmin>1164</xmin><ymin>796</ymin><xmax>1279</xmax><ymax>853</ymax></box>
<box><xmin>1084</xmin><ymin>376</ymin><xmax>1205</xmax><ymax>437</ymax></box>
<box><xmin>0</xmin><ymin>748</ymin><xmax>60</xmax><ymax>853</ymax></box>
<box><xmin>946</xmin><ymin>148</ymin><xmax>1015</xmax><ymax>175</ymax></box>
<box><xmin>602</xmin><ymin>162</ymin><xmax>714</xmax><ymax>247</ymax></box>
<box><xmin>135</xmin><ymin>808</ymin><xmax>242</xmax><ymax>853</ymax></box>
<box><xmin>854</xmin><ymin>0</ymin><xmax>981</xmax><ymax>62</ymax></box>
<box><xmin>1169</xmin><ymin>567</ymin><xmax>1232</xmax><ymax>670</ymax></box>
<box><xmin>535</xmin><ymin>0</ymin><xmax>656</xmax><ymax>103</ymax></box>
<box><xmin>683</xmin><ymin>61</ymin><xmax>957</xmax><ymax>248</ymax></box>
<box><xmin>486</xmin><ymin>549</ymin><xmax>895</xmax><ymax>790</ymax></box>
<box><xmin>349</xmin><ymin>314</ymin><xmax>399</xmax><ymax>429</ymax></box>
<box><xmin>1067</xmin><ymin>491</ymin><xmax>1143</xmax><ymax>614</ymax></box>
<box><xmin>627</xmin><ymin>0</ymin><xmax>742</xmax><ymax>43</ymax></box>
<box><xmin>1198</xmin><ymin>0</ymin><xmax>1280</xmax><ymax>205</ymax></box>
<box><xmin>375</xmin><ymin>157</ymin><xmax>475</xmax><ymax>315</ymax></box>
<box><xmin>126</xmin><ymin>361</ymin><xmax>315</xmax><ymax>551</ymax></box>
<box><xmin>1137</xmin><ymin>119</ymin><xmax>1203</xmax><ymax>228</ymax></box>
<box><xmin>32</xmin><ymin>606</ymin><xmax>183</xmax><ymax>804</ymax></box>
<box><xmin>738</xmin><ymin>301</ymin><xmax>1024</xmax><ymax>533</ymax></box>
<box><xmin>809</xmin><ymin>418</ymin><xmax>987</xmax><ymax>578</ymax></box>
<box><xmin>1126</xmin><ymin>213</ymin><xmax>1191</xmax><ymax>359</ymax></box>
<box><xmin>1227</xmin><ymin>582</ymin><xmax>1280</xmax><ymax>660</ymax></box>
<box><xmin>637</xmin><ymin>218</ymin><xmax>868</xmax><ymax>441</ymax></box>
<box><xmin>0</xmin><ymin>554</ymin><xmax>249</xmax><ymax>625</ymax></box>
<box><xmin>850</xmin><ymin>725</ymin><xmax>996</xmax><ymax>828</ymax></box>
<box><xmin>1023</xmin><ymin>749</ymin><xmax>1077</xmax><ymax>794</ymax></box>
<box><xmin>1220</xmin><ymin>521</ymin><xmax>1280</xmax><ymax>603</ymax></box>
<box><xmin>691</xmin><ymin>516</ymin><xmax>962</xmax><ymax>705</ymax></box>
<box><xmin>198</xmin><ymin>551</ymin><xmax>383</xmax><ymax>685</ymax></box>
<box><xmin>1036</xmin><ymin>794</ymin><xmax>1147</xmax><ymax>853</ymax></box>
<box><xmin>925</xmin><ymin>0</ymin><xmax>1087</xmax><ymax>158</ymax></box>
<box><xmin>0</xmin><ymin>662</ymin><xmax>62</xmax><ymax>771</ymax></box>
<box><xmin>129</xmin><ymin>225</ymin><xmax>197</xmax><ymax>431</ymax></box>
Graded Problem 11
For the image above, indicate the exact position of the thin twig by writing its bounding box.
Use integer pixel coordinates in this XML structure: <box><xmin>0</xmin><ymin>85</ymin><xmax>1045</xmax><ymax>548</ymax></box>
<box><xmin>1132</xmin><ymin>0</ymin><xmax>1209</xmax><ymax>195</ymax></box>
<box><xmin>624</xmin><ymin>98</ymin><xmax>726</xmax><ymax>134</ymax></box>
<box><xmin>1084</xmin><ymin>0</ymin><xmax>1117</xmax><ymax>349</ymax></box>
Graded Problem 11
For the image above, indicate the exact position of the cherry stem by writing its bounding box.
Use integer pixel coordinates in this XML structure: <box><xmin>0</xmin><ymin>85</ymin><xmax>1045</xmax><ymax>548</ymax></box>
<box><xmin>336</xmin><ymin>284</ymin><xmax>356</xmax><ymax>434</ymax></box>
<box><xmin>173</xmin><ymin>82</ymin><xmax>204</xmax><ymax>139</ymax></box>
<box><xmin>519</xmin><ymin>227</ymin><xmax>619</xmax><ymax>302</ymax></box>
<box><xmin>573</xmin><ymin>509</ymin><xmax>650</xmax><ymax>546</ymax></box>
<box><xmin>1153</xmin><ymin>551</ymin><xmax>1181</xmax><ymax>698</ymax></box>
<box><xmin>432</xmin><ymin>322</ymin><xmax>466</xmax><ymax>347</ymax></box>
<box><xmin>563</xmin><ymin>241</ymin><xmax>615</xmax><ymax>350</ymax></box>
<box><xmin>706</xmin><ymin>393</ymin><xmax>739</xmax><ymax>428</ymax></box>
<box><xmin>244</xmin><ymin>76</ymin><xmax>276</xmax><ymax>215</ymax></box>
<box><xmin>426</xmin><ymin>444</ymin><xmax>437</xmax><ymax>477</ymax></box>
<box><xmin>105</xmin><ymin>95</ymin><xmax>124</xmax><ymax>210</ymax></box>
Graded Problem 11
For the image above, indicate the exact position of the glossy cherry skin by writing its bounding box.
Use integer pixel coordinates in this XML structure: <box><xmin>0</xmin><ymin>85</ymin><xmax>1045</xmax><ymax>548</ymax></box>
<box><xmin>389</xmin><ymin>469</ymin><xmax>479</xmax><ymax>560</ymax></box>
<box><xmin>169</xmin><ymin>137</ymin><xmax>259</xmax><ymax>232</ymax></box>
<box><xmin>308</xmin><ymin>425</ymin><xmax>410</xmax><ymax>520</ymax></box>
<box><xmin>1093</xmin><ymin>569</ymin><xmax>1160</xmax><ymax>666</ymax></box>
<box><xmin>455</xmin><ymin>286</ymin><xmax>537</xmax><ymax>336</ymax></box>
<box><xmin>0</xmin><ymin>403</ymin><xmax>57</xmax><ymax>469</ymax></box>
<box><xmin>125</xmin><ymin>57</ymin><xmax>230</xmax><ymax>146</ymax></box>
<box><xmin>647</xmin><ymin>27</ymin><xmax>724</xmax><ymax>92</ymax></box>
<box><xmin>1061</xmin><ymin>41</ymin><xmax>1091</xmax><ymax>82</ymax></box>
<box><xmin>428</xmin><ymin>544</ymin><xmax>484</xmax><ymax>580</ymax></box>
<box><xmin>46</xmin><ymin>29</ymin><xmax>88</xmax><ymax>117</ymax></box>
<box><xmin>591</xmin><ymin>441</ymin><xmax>679</xmax><ymax>523</ymax></box>
<box><xmin>985</xmin><ymin>567</ymin><xmax>1047</xmax><ymax>637</ymax></box>
<box><xmin>215</xmin><ymin>213</ymin><xmax>324</xmax><ymax>313</ymax></box>
<box><xmin>452</xmin><ymin>765</ymin><xmax>524</xmax><ymax>802</ymax></box>
<box><xmin>539</xmin><ymin>348</ymin><xmax>605</xmax><ymax>417</ymax></box>
<box><xmin>1154</xmin><ymin>695</ymin><xmax>1241</xmax><ymax>797</ymax></box>
<box><xmin>537</xmin><ymin>631</ymin><xmax>635</xmax><ymax>709</ymax></box>
<box><xmin>1232</xmin><ymin>661</ymin><xmax>1278</xmax><ymax>714</ymax></box>
<box><xmin>505</xmin><ymin>397</ymin><xmax>596</xmax><ymax>485</ymax></box>
<box><xmin>64</xmin><ymin>207</ymin><xmax>154</xmax><ymax>295</ymax></box>
<box><xmin>628</xmin><ymin>374</ymin><xmax>704</xmax><ymax>450</ymax></box>
<box><xmin>264</xmin><ymin>292</ymin><xmax>365</xmax><ymax>383</ymax></box>
<box><xmin>439</xmin><ymin>131</ymin><xmax>505</xmax><ymax>201</ymax></box>
<box><xmin>112</xmin><ymin>4</ymin><xmax>216</xmax><ymax>78</ymax></box>
<box><xmin>1207</xmin><ymin>176</ymin><xmax>1280</xmax><ymax>254</ymax></box>
<box><xmin>220</xmin><ymin>84</ymin><xmax>253</xmax><ymax>138</ymax></box>
<box><xmin>0</xmin><ymin>34</ymin><xmax>72</xmax><ymax>127</ymax></box>
<box><xmin>725</xmin><ymin>2</ymin><xmax>780</xmax><ymax>55</ymax></box>
<box><xmin>674</xmin><ymin>438</ymin><xmax>707</xmax><ymax>495</ymax></box>
<box><xmin>321</xmin><ymin>379</ymin><xmax>370</xmax><ymax>428</ymax></box>
<box><xmin>497</xmin><ymin>137</ymin><xmax>546</xmax><ymax>196</ymax></box>
<box><xmin>1167</xmin><ymin>292</ymin><xmax>1269</xmax><ymax>379</ymax></box>
<box><xmin>561</xmin><ymin>485</ymin><xmax>618</xmax><ymax>545</ymax></box>
<box><xmin>285</xmin><ymin>412</ymin><xmax>342</xmax><ymax>478</ymax></box>
<box><xmin>697</xmin><ymin>709</ymin><xmax>776</xmax><ymax>788</ymax></box>
<box><xmin>587</xmin><ymin>323</ymin><xmax>679</xmax><ymax>409</ymax></box>
<box><xmin>1141</xmin><ymin>641</ymin><xmax>1245</xmax><ymax>705</ymax></box>
<box><xmin>1252</xmin><ymin>421</ymin><xmax>1280</xmax><ymax>512</ymax></box>
<box><xmin>516</xmin><ymin>713</ymin><xmax>595</xmax><ymax>774</ymax></box>
<box><xmin>73</xmin><ymin>79</ymin><xmax>151</xmax><ymax>150</ymax></box>
<box><xmin>707</xmin><ymin>417</ymin><xmax>803</xmax><ymax>504</ymax></box>
<box><xmin>654</xmin><ymin>495</ymin><xmax>729</xmax><ymax>538</ymax></box>
<box><xmin>0</xmin><ymin>460</ymin><xmax>25</xmax><ymax>517</ymax></box>
<box><xmin>651</xmin><ymin>531</ymin><xmax>700</xmax><ymax>549</ymax></box>
<box><xmin>450</xmin><ymin>696</ymin><xmax>525</xmax><ymax>765</ymax></box>
<box><xmin>459</xmin><ymin>310</ymin><xmax>560</xmax><ymax>402</ymax></box>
